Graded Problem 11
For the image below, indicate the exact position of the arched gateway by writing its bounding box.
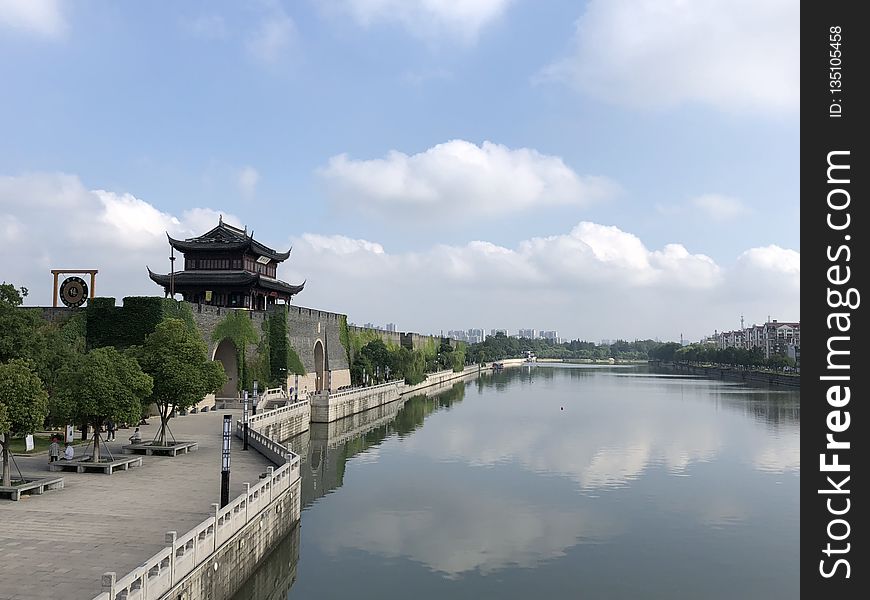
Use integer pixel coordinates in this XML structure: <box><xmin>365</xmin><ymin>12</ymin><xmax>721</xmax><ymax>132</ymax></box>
<box><xmin>213</xmin><ymin>338</ymin><xmax>239</xmax><ymax>398</ymax></box>
<box><xmin>314</xmin><ymin>340</ymin><xmax>325</xmax><ymax>393</ymax></box>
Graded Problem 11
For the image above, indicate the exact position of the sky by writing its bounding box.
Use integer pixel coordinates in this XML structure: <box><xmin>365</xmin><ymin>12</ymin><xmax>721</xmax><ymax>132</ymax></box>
<box><xmin>0</xmin><ymin>0</ymin><xmax>799</xmax><ymax>342</ymax></box>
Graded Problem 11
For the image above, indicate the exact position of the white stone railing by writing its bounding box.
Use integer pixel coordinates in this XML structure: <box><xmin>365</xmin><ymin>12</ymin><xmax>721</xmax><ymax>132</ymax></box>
<box><xmin>321</xmin><ymin>380</ymin><xmax>404</xmax><ymax>400</ymax></box>
<box><xmin>246</xmin><ymin>397</ymin><xmax>309</xmax><ymax>429</ymax></box>
<box><xmin>93</xmin><ymin>442</ymin><xmax>300</xmax><ymax>600</ymax></box>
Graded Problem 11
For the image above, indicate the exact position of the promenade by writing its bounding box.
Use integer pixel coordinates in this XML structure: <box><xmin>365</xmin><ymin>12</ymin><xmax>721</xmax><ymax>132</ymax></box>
<box><xmin>0</xmin><ymin>410</ymin><xmax>272</xmax><ymax>600</ymax></box>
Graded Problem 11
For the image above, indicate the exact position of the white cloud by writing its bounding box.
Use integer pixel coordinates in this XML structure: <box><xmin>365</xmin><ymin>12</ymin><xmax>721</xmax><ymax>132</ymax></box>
<box><xmin>237</xmin><ymin>166</ymin><xmax>260</xmax><ymax>200</ymax></box>
<box><xmin>541</xmin><ymin>0</ymin><xmax>799</xmax><ymax>114</ymax></box>
<box><xmin>318</xmin><ymin>139</ymin><xmax>618</xmax><ymax>218</ymax></box>
<box><xmin>247</xmin><ymin>3</ymin><xmax>297</xmax><ymax>63</ymax></box>
<box><xmin>327</xmin><ymin>0</ymin><xmax>511</xmax><ymax>42</ymax></box>
<box><xmin>691</xmin><ymin>194</ymin><xmax>751</xmax><ymax>221</ymax></box>
<box><xmin>737</xmin><ymin>245</ymin><xmax>800</xmax><ymax>276</ymax></box>
<box><xmin>0</xmin><ymin>0</ymin><xmax>64</xmax><ymax>37</ymax></box>
<box><xmin>0</xmin><ymin>172</ymin><xmax>798</xmax><ymax>340</ymax></box>
<box><xmin>0</xmin><ymin>173</ymin><xmax>241</xmax><ymax>303</ymax></box>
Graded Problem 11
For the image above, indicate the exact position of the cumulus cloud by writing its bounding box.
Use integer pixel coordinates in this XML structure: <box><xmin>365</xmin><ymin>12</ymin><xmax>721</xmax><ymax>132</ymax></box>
<box><xmin>1</xmin><ymin>172</ymin><xmax>798</xmax><ymax>339</ymax></box>
<box><xmin>283</xmin><ymin>225</ymin><xmax>797</xmax><ymax>339</ymax></box>
<box><xmin>318</xmin><ymin>139</ymin><xmax>618</xmax><ymax>218</ymax></box>
<box><xmin>0</xmin><ymin>173</ymin><xmax>241</xmax><ymax>303</ymax></box>
<box><xmin>325</xmin><ymin>0</ymin><xmax>511</xmax><ymax>42</ymax></box>
<box><xmin>237</xmin><ymin>166</ymin><xmax>260</xmax><ymax>200</ymax></box>
<box><xmin>541</xmin><ymin>0</ymin><xmax>799</xmax><ymax>114</ymax></box>
<box><xmin>0</xmin><ymin>0</ymin><xmax>64</xmax><ymax>37</ymax></box>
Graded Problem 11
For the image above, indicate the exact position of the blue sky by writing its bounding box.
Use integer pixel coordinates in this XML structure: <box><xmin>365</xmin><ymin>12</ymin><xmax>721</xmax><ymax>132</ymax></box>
<box><xmin>0</xmin><ymin>0</ymin><xmax>799</xmax><ymax>341</ymax></box>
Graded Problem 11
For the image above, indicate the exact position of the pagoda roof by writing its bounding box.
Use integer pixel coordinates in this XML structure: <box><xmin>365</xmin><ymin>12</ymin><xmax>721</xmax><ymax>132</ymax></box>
<box><xmin>167</xmin><ymin>218</ymin><xmax>291</xmax><ymax>262</ymax></box>
<box><xmin>147</xmin><ymin>268</ymin><xmax>305</xmax><ymax>297</ymax></box>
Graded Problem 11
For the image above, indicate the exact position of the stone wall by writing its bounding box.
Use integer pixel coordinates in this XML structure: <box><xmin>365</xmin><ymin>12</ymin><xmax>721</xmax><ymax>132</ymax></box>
<box><xmin>247</xmin><ymin>400</ymin><xmax>311</xmax><ymax>442</ymax></box>
<box><xmin>310</xmin><ymin>381</ymin><xmax>404</xmax><ymax>422</ymax></box>
<box><xmin>159</xmin><ymin>479</ymin><xmax>301</xmax><ymax>600</ymax></box>
<box><xmin>286</xmin><ymin>305</ymin><xmax>349</xmax><ymax>372</ymax></box>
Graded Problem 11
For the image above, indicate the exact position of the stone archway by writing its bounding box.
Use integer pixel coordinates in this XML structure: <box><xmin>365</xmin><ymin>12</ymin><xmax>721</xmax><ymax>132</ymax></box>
<box><xmin>213</xmin><ymin>338</ymin><xmax>239</xmax><ymax>398</ymax></box>
<box><xmin>314</xmin><ymin>339</ymin><xmax>324</xmax><ymax>393</ymax></box>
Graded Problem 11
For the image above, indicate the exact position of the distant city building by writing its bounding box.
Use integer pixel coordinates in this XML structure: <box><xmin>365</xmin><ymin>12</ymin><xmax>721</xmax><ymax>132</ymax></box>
<box><xmin>490</xmin><ymin>328</ymin><xmax>509</xmax><ymax>337</ymax></box>
<box><xmin>517</xmin><ymin>328</ymin><xmax>537</xmax><ymax>339</ymax></box>
<box><xmin>385</xmin><ymin>323</ymin><xmax>397</xmax><ymax>332</ymax></box>
<box><xmin>540</xmin><ymin>330</ymin><xmax>561</xmax><ymax>344</ymax></box>
<box><xmin>467</xmin><ymin>328</ymin><xmax>485</xmax><ymax>344</ymax></box>
<box><xmin>713</xmin><ymin>319</ymin><xmax>800</xmax><ymax>359</ymax></box>
<box><xmin>447</xmin><ymin>329</ymin><xmax>469</xmax><ymax>342</ymax></box>
<box><xmin>600</xmin><ymin>339</ymin><xmax>612</xmax><ymax>346</ymax></box>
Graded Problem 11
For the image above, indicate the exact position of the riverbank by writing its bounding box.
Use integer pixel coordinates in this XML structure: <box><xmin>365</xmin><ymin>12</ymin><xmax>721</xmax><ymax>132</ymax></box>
<box><xmin>650</xmin><ymin>360</ymin><xmax>800</xmax><ymax>389</ymax></box>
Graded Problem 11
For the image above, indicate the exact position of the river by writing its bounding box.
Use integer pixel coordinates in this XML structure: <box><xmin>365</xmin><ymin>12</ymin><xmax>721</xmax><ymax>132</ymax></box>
<box><xmin>232</xmin><ymin>364</ymin><xmax>800</xmax><ymax>600</ymax></box>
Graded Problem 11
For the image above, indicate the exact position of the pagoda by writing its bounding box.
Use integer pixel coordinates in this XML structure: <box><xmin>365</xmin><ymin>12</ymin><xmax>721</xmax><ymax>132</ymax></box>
<box><xmin>148</xmin><ymin>216</ymin><xmax>304</xmax><ymax>310</ymax></box>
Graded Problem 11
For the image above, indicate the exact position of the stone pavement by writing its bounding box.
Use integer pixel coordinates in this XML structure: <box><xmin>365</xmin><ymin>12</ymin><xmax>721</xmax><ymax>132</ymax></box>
<box><xmin>0</xmin><ymin>410</ymin><xmax>273</xmax><ymax>600</ymax></box>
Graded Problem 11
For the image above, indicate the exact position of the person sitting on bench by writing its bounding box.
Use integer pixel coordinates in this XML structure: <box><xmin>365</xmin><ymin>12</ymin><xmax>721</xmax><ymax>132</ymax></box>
<box><xmin>63</xmin><ymin>443</ymin><xmax>75</xmax><ymax>461</ymax></box>
<box><xmin>129</xmin><ymin>428</ymin><xmax>142</xmax><ymax>444</ymax></box>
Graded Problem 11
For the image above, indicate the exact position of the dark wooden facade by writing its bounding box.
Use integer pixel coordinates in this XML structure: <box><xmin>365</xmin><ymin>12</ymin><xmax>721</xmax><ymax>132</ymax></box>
<box><xmin>148</xmin><ymin>218</ymin><xmax>304</xmax><ymax>310</ymax></box>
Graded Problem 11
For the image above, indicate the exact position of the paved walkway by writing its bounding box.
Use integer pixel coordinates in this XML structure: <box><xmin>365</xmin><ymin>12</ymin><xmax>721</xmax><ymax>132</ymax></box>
<box><xmin>0</xmin><ymin>410</ymin><xmax>273</xmax><ymax>600</ymax></box>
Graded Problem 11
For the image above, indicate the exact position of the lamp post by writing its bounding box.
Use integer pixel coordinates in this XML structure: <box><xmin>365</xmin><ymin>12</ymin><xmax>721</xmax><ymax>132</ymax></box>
<box><xmin>243</xmin><ymin>391</ymin><xmax>249</xmax><ymax>451</ymax></box>
<box><xmin>169</xmin><ymin>244</ymin><xmax>176</xmax><ymax>299</ymax></box>
<box><xmin>220</xmin><ymin>414</ymin><xmax>231</xmax><ymax>507</ymax></box>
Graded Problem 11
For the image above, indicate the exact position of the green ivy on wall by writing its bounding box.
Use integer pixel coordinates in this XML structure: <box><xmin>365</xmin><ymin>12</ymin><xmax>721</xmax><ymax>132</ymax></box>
<box><xmin>212</xmin><ymin>310</ymin><xmax>259</xmax><ymax>393</ymax></box>
<box><xmin>86</xmin><ymin>297</ymin><xmax>195</xmax><ymax>350</ymax></box>
<box><xmin>268</xmin><ymin>306</ymin><xmax>305</xmax><ymax>385</ymax></box>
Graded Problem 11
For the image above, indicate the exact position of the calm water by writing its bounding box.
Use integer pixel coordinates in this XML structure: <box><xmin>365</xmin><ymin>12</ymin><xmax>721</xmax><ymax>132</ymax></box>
<box><xmin>233</xmin><ymin>365</ymin><xmax>800</xmax><ymax>600</ymax></box>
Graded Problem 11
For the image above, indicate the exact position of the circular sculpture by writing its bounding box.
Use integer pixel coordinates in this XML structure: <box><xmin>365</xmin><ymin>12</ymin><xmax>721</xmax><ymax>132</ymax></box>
<box><xmin>59</xmin><ymin>276</ymin><xmax>88</xmax><ymax>307</ymax></box>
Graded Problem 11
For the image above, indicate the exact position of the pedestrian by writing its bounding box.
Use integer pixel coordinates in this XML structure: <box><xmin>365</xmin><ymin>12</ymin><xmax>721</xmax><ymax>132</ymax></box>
<box><xmin>48</xmin><ymin>437</ymin><xmax>60</xmax><ymax>463</ymax></box>
<box><xmin>129</xmin><ymin>427</ymin><xmax>142</xmax><ymax>444</ymax></box>
<box><xmin>63</xmin><ymin>442</ymin><xmax>75</xmax><ymax>461</ymax></box>
<box><xmin>105</xmin><ymin>418</ymin><xmax>116</xmax><ymax>441</ymax></box>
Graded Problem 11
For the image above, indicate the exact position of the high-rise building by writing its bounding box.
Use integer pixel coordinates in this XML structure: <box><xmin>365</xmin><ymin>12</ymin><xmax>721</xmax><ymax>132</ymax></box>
<box><xmin>517</xmin><ymin>329</ymin><xmax>537</xmax><ymax>339</ymax></box>
<box><xmin>541</xmin><ymin>330</ymin><xmax>560</xmax><ymax>344</ymax></box>
<box><xmin>385</xmin><ymin>323</ymin><xmax>397</xmax><ymax>332</ymax></box>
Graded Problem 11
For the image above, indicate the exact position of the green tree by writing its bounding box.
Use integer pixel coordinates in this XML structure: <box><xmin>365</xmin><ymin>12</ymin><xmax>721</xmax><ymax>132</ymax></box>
<box><xmin>52</xmin><ymin>347</ymin><xmax>152</xmax><ymax>462</ymax></box>
<box><xmin>0</xmin><ymin>283</ymin><xmax>43</xmax><ymax>364</ymax></box>
<box><xmin>0</xmin><ymin>360</ymin><xmax>51</xmax><ymax>485</ymax></box>
<box><xmin>141</xmin><ymin>319</ymin><xmax>226</xmax><ymax>445</ymax></box>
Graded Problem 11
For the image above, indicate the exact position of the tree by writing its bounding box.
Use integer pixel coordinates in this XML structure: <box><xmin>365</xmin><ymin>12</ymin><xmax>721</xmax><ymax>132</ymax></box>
<box><xmin>0</xmin><ymin>283</ymin><xmax>43</xmax><ymax>364</ymax></box>
<box><xmin>140</xmin><ymin>319</ymin><xmax>226</xmax><ymax>445</ymax></box>
<box><xmin>0</xmin><ymin>360</ymin><xmax>50</xmax><ymax>486</ymax></box>
<box><xmin>53</xmin><ymin>347</ymin><xmax>152</xmax><ymax>462</ymax></box>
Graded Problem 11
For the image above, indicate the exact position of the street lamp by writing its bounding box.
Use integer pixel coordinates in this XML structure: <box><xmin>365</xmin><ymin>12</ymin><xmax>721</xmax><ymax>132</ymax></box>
<box><xmin>220</xmin><ymin>414</ymin><xmax>232</xmax><ymax>507</ymax></box>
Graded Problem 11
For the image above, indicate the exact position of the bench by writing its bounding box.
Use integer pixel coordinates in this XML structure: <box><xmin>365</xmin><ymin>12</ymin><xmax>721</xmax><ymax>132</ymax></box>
<box><xmin>48</xmin><ymin>456</ymin><xmax>143</xmax><ymax>474</ymax></box>
<box><xmin>122</xmin><ymin>441</ymin><xmax>198</xmax><ymax>457</ymax></box>
<box><xmin>0</xmin><ymin>477</ymin><xmax>65</xmax><ymax>501</ymax></box>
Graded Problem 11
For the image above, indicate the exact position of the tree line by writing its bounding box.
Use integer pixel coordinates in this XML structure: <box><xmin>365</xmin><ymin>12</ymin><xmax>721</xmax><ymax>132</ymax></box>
<box><xmin>649</xmin><ymin>342</ymin><xmax>796</xmax><ymax>371</ymax></box>
<box><xmin>0</xmin><ymin>283</ymin><xmax>224</xmax><ymax>485</ymax></box>
<box><xmin>350</xmin><ymin>338</ymin><xmax>466</xmax><ymax>387</ymax></box>
<box><xmin>466</xmin><ymin>333</ymin><xmax>658</xmax><ymax>363</ymax></box>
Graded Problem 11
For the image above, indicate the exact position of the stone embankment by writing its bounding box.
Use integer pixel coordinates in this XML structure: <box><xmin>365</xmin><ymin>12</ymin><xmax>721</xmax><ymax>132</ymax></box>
<box><xmin>310</xmin><ymin>359</ymin><xmax>525</xmax><ymax>423</ymax></box>
<box><xmin>650</xmin><ymin>360</ymin><xmax>800</xmax><ymax>389</ymax></box>
<box><xmin>89</xmin><ymin>406</ymin><xmax>307</xmax><ymax>600</ymax></box>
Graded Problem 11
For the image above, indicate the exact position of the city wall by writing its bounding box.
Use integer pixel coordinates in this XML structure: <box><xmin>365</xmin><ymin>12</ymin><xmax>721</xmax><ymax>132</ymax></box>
<box><xmin>310</xmin><ymin>380</ymin><xmax>404</xmax><ymax>422</ymax></box>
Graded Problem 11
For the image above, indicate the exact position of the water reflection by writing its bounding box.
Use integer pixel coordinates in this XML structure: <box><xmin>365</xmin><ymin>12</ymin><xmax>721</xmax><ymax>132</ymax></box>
<box><xmin>237</xmin><ymin>365</ymin><xmax>799</xmax><ymax>600</ymax></box>
<box><xmin>231</xmin><ymin>524</ymin><xmax>300</xmax><ymax>600</ymax></box>
<box><xmin>281</xmin><ymin>379</ymin><xmax>469</xmax><ymax>508</ymax></box>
